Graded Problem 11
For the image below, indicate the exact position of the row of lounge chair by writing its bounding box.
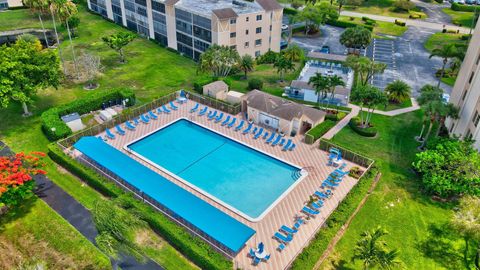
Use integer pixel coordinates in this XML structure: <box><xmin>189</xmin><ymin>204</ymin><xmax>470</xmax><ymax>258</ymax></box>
<box><xmin>274</xmin><ymin>219</ymin><xmax>305</xmax><ymax>252</ymax></box>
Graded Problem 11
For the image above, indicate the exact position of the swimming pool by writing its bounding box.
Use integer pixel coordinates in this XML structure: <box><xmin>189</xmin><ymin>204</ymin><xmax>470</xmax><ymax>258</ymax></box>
<box><xmin>126</xmin><ymin>119</ymin><xmax>305</xmax><ymax>221</ymax></box>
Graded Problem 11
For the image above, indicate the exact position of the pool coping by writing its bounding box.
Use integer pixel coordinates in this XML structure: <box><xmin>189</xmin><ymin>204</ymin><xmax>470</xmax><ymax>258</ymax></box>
<box><xmin>123</xmin><ymin>117</ymin><xmax>309</xmax><ymax>223</ymax></box>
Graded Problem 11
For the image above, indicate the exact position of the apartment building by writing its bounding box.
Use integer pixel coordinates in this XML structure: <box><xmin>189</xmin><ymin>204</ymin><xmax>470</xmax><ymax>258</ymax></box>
<box><xmin>0</xmin><ymin>0</ymin><xmax>23</xmax><ymax>9</ymax></box>
<box><xmin>446</xmin><ymin>20</ymin><xmax>480</xmax><ymax>150</ymax></box>
<box><xmin>87</xmin><ymin>0</ymin><xmax>283</xmax><ymax>60</ymax></box>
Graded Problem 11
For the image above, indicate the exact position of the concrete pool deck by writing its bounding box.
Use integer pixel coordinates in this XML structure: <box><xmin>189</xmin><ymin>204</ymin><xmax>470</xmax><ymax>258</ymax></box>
<box><xmin>94</xmin><ymin>100</ymin><xmax>366</xmax><ymax>270</ymax></box>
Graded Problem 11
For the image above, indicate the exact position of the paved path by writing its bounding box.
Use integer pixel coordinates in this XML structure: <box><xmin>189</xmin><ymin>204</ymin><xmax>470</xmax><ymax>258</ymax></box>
<box><xmin>0</xmin><ymin>141</ymin><xmax>163</xmax><ymax>270</ymax></box>
<box><xmin>340</xmin><ymin>10</ymin><xmax>471</xmax><ymax>34</ymax></box>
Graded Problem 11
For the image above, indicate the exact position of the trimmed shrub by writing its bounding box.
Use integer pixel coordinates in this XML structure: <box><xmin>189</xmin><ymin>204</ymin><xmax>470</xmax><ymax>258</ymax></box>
<box><xmin>305</xmin><ymin>120</ymin><xmax>337</xmax><ymax>143</ymax></box>
<box><xmin>284</xmin><ymin>7</ymin><xmax>299</xmax><ymax>15</ymax></box>
<box><xmin>247</xmin><ymin>78</ymin><xmax>264</xmax><ymax>90</ymax></box>
<box><xmin>292</xmin><ymin>25</ymin><xmax>306</xmax><ymax>34</ymax></box>
<box><xmin>327</xmin><ymin>20</ymin><xmax>374</xmax><ymax>31</ymax></box>
<box><xmin>461</xmin><ymin>34</ymin><xmax>472</xmax><ymax>40</ymax></box>
<box><xmin>349</xmin><ymin>117</ymin><xmax>378</xmax><ymax>137</ymax></box>
<box><xmin>451</xmin><ymin>2</ymin><xmax>476</xmax><ymax>12</ymax></box>
<box><xmin>256</xmin><ymin>50</ymin><xmax>279</xmax><ymax>64</ymax></box>
<box><xmin>47</xmin><ymin>143</ymin><xmax>233</xmax><ymax>270</ymax></box>
<box><xmin>394</xmin><ymin>19</ymin><xmax>406</xmax><ymax>26</ymax></box>
<box><xmin>193</xmin><ymin>76</ymin><xmax>215</xmax><ymax>93</ymax></box>
<box><xmin>41</xmin><ymin>88</ymin><xmax>135</xmax><ymax>141</ymax></box>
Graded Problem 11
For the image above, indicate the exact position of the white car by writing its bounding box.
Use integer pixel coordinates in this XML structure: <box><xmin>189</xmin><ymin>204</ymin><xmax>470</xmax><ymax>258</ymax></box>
<box><xmin>281</xmin><ymin>24</ymin><xmax>289</xmax><ymax>31</ymax></box>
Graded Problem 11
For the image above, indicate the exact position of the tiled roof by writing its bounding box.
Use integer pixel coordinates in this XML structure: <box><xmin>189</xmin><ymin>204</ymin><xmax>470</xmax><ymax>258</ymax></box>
<box><xmin>212</xmin><ymin>8</ymin><xmax>238</xmax><ymax>19</ymax></box>
<box><xmin>256</xmin><ymin>0</ymin><xmax>282</xmax><ymax>11</ymax></box>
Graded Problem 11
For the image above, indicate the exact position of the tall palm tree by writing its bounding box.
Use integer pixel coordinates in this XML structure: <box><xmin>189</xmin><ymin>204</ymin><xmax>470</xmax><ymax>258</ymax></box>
<box><xmin>56</xmin><ymin>0</ymin><xmax>79</xmax><ymax>79</ymax></box>
<box><xmin>23</xmin><ymin>0</ymin><xmax>50</xmax><ymax>47</ymax></box>
<box><xmin>429</xmin><ymin>44</ymin><xmax>461</xmax><ymax>88</ymax></box>
<box><xmin>352</xmin><ymin>227</ymin><xmax>402</xmax><ymax>270</ymax></box>
<box><xmin>273</xmin><ymin>55</ymin><xmax>295</xmax><ymax>82</ymax></box>
<box><xmin>384</xmin><ymin>80</ymin><xmax>411</xmax><ymax>103</ymax></box>
<box><xmin>308</xmin><ymin>72</ymin><xmax>329</xmax><ymax>106</ymax></box>
<box><xmin>238</xmin><ymin>54</ymin><xmax>254</xmax><ymax>79</ymax></box>
<box><xmin>198</xmin><ymin>45</ymin><xmax>240</xmax><ymax>77</ymax></box>
<box><xmin>327</xmin><ymin>75</ymin><xmax>346</xmax><ymax>107</ymax></box>
<box><xmin>282</xmin><ymin>44</ymin><xmax>304</xmax><ymax>62</ymax></box>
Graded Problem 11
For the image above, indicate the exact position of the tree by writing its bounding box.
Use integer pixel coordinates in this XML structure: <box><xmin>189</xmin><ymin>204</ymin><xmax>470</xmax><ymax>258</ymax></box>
<box><xmin>451</xmin><ymin>196</ymin><xmax>480</xmax><ymax>269</ymax></box>
<box><xmin>340</xmin><ymin>26</ymin><xmax>372</xmax><ymax>55</ymax></box>
<box><xmin>352</xmin><ymin>227</ymin><xmax>402</xmax><ymax>270</ymax></box>
<box><xmin>384</xmin><ymin>80</ymin><xmax>411</xmax><ymax>103</ymax></box>
<box><xmin>419</xmin><ymin>100</ymin><xmax>458</xmax><ymax>148</ymax></box>
<box><xmin>351</xmin><ymin>84</ymin><xmax>387</xmax><ymax>128</ymax></box>
<box><xmin>198</xmin><ymin>44</ymin><xmax>240</xmax><ymax>77</ymax></box>
<box><xmin>344</xmin><ymin>55</ymin><xmax>387</xmax><ymax>86</ymax></box>
<box><xmin>0</xmin><ymin>38</ymin><xmax>60</xmax><ymax>116</ymax></box>
<box><xmin>23</xmin><ymin>0</ymin><xmax>50</xmax><ymax>47</ymax></box>
<box><xmin>79</xmin><ymin>52</ymin><xmax>103</xmax><ymax>89</ymax></box>
<box><xmin>56</xmin><ymin>0</ymin><xmax>79</xmax><ymax>78</ymax></box>
<box><xmin>0</xmin><ymin>152</ymin><xmax>47</xmax><ymax>207</ymax></box>
<box><xmin>337</xmin><ymin>0</ymin><xmax>363</xmax><ymax>13</ymax></box>
<box><xmin>393</xmin><ymin>0</ymin><xmax>415</xmax><ymax>12</ymax></box>
<box><xmin>296</xmin><ymin>2</ymin><xmax>338</xmax><ymax>35</ymax></box>
<box><xmin>415</xmin><ymin>84</ymin><xmax>443</xmax><ymax>141</ymax></box>
<box><xmin>413</xmin><ymin>139</ymin><xmax>480</xmax><ymax>197</ymax></box>
<box><xmin>238</xmin><ymin>54</ymin><xmax>254</xmax><ymax>79</ymax></box>
<box><xmin>309</xmin><ymin>72</ymin><xmax>330</xmax><ymax>105</ymax></box>
<box><xmin>282</xmin><ymin>44</ymin><xmax>304</xmax><ymax>62</ymax></box>
<box><xmin>274</xmin><ymin>55</ymin><xmax>295</xmax><ymax>82</ymax></box>
<box><xmin>429</xmin><ymin>44</ymin><xmax>462</xmax><ymax>88</ymax></box>
<box><xmin>327</xmin><ymin>74</ymin><xmax>346</xmax><ymax>106</ymax></box>
<box><xmin>102</xmin><ymin>32</ymin><xmax>136</xmax><ymax>63</ymax></box>
<box><xmin>66</xmin><ymin>16</ymin><xmax>80</xmax><ymax>37</ymax></box>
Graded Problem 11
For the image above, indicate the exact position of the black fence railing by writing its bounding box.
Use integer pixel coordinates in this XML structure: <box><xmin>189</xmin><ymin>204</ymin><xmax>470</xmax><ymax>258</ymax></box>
<box><xmin>318</xmin><ymin>139</ymin><xmax>374</xmax><ymax>168</ymax></box>
<box><xmin>186</xmin><ymin>91</ymin><xmax>241</xmax><ymax>115</ymax></box>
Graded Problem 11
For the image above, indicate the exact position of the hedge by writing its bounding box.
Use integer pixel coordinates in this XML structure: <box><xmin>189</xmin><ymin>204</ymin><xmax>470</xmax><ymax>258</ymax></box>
<box><xmin>47</xmin><ymin>143</ymin><xmax>233</xmax><ymax>270</ymax></box>
<box><xmin>348</xmin><ymin>117</ymin><xmax>378</xmax><ymax>137</ymax></box>
<box><xmin>394</xmin><ymin>19</ymin><xmax>406</xmax><ymax>26</ymax></box>
<box><xmin>284</xmin><ymin>7</ymin><xmax>299</xmax><ymax>15</ymax></box>
<box><xmin>41</xmin><ymin>88</ymin><xmax>136</xmax><ymax>141</ymax></box>
<box><xmin>305</xmin><ymin>120</ymin><xmax>337</xmax><ymax>143</ymax></box>
<box><xmin>451</xmin><ymin>3</ymin><xmax>477</xmax><ymax>12</ymax></box>
<box><xmin>326</xmin><ymin>20</ymin><xmax>374</xmax><ymax>31</ymax></box>
<box><xmin>290</xmin><ymin>168</ymin><xmax>378</xmax><ymax>269</ymax></box>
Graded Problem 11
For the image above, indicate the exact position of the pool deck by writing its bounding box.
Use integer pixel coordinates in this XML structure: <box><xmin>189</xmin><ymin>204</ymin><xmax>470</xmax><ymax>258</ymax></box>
<box><xmin>99</xmin><ymin>100</ymin><xmax>366</xmax><ymax>270</ymax></box>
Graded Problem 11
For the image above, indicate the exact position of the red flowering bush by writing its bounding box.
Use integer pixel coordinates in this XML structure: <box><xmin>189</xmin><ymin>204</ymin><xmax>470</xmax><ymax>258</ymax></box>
<box><xmin>0</xmin><ymin>152</ymin><xmax>47</xmax><ymax>207</ymax></box>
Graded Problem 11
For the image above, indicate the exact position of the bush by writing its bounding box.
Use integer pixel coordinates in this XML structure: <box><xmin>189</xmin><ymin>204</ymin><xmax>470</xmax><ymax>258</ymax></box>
<box><xmin>392</xmin><ymin>0</ymin><xmax>415</xmax><ymax>12</ymax></box>
<box><xmin>41</xmin><ymin>88</ymin><xmax>135</xmax><ymax>141</ymax></box>
<box><xmin>292</xmin><ymin>25</ymin><xmax>306</xmax><ymax>34</ymax></box>
<box><xmin>247</xmin><ymin>78</ymin><xmax>263</xmax><ymax>90</ymax></box>
<box><xmin>349</xmin><ymin>117</ymin><xmax>378</xmax><ymax>137</ymax></box>
<box><xmin>461</xmin><ymin>34</ymin><xmax>472</xmax><ymax>40</ymax></box>
<box><xmin>327</xmin><ymin>20</ymin><xmax>374</xmax><ymax>31</ymax></box>
<box><xmin>305</xmin><ymin>120</ymin><xmax>337</xmax><ymax>143</ymax></box>
<box><xmin>394</xmin><ymin>19</ymin><xmax>406</xmax><ymax>26</ymax></box>
<box><xmin>47</xmin><ymin>143</ymin><xmax>232</xmax><ymax>270</ymax></box>
<box><xmin>256</xmin><ymin>50</ymin><xmax>279</xmax><ymax>64</ymax></box>
<box><xmin>409</xmin><ymin>13</ymin><xmax>422</xmax><ymax>19</ymax></box>
<box><xmin>284</xmin><ymin>7</ymin><xmax>299</xmax><ymax>15</ymax></box>
<box><xmin>193</xmin><ymin>76</ymin><xmax>216</xmax><ymax>93</ymax></box>
<box><xmin>434</xmin><ymin>0</ymin><xmax>443</xmax><ymax>3</ymax></box>
<box><xmin>451</xmin><ymin>2</ymin><xmax>477</xmax><ymax>12</ymax></box>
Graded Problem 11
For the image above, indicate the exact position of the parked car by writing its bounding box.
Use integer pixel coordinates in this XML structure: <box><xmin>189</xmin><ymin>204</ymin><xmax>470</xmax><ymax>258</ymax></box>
<box><xmin>281</xmin><ymin>24</ymin><xmax>289</xmax><ymax>31</ymax></box>
<box><xmin>319</xmin><ymin>45</ymin><xmax>330</xmax><ymax>54</ymax></box>
<box><xmin>465</xmin><ymin>0</ymin><xmax>475</xmax><ymax>4</ymax></box>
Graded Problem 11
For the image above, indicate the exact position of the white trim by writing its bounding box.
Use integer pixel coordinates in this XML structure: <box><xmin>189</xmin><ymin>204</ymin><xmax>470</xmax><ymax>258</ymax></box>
<box><xmin>123</xmin><ymin>117</ymin><xmax>308</xmax><ymax>222</ymax></box>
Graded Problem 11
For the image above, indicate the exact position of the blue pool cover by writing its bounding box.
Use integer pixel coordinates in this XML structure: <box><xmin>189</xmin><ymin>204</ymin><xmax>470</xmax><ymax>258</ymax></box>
<box><xmin>74</xmin><ymin>136</ymin><xmax>256</xmax><ymax>253</ymax></box>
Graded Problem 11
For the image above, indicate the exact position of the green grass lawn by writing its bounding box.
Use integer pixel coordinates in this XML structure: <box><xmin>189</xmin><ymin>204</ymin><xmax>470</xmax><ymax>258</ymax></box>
<box><xmin>338</xmin><ymin>16</ymin><xmax>408</xmax><ymax>36</ymax></box>
<box><xmin>424</xmin><ymin>32</ymin><xmax>468</xmax><ymax>52</ymax></box>
<box><xmin>0</xmin><ymin>9</ymin><xmax>53</xmax><ymax>31</ymax></box>
<box><xmin>442</xmin><ymin>8</ymin><xmax>476</xmax><ymax>28</ymax></box>
<box><xmin>320</xmin><ymin>111</ymin><xmax>464</xmax><ymax>269</ymax></box>
<box><xmin>0</xmin><ymin>198</ymin><xmax>111</xmax><ymax>269</ymax></box>
<box><xmin>343</xmin><ymin>0</ymin><xmax>427</xmax><ymax>19</ymax></box>
<box><xmin>381</xmin><ymin>98</ymin><xmax>413</xmax><ymax>111</ymax></box>
<box><xmin>441</xmin><ymin>76</ymin><xmax>456</xmax><ymax>86</ymax></box>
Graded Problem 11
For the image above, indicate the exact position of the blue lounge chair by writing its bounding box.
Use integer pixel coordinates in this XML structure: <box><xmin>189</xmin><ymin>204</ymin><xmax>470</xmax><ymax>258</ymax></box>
<box><xmin>289</xmin><ymin>143</ymin><xmax>296</xmax><ymax>151</ymax></box>
<box><xmin>190</xmin><ymin>103</ymin><xmax>199</xmax><ymax>113</ymax></box>
<box><xmin>221</xmin><ymin>115</ymin><xmax>231</xmax><ymax>126</ymax></box>
<box><xmin>208</xmin><ymin>111</ymin><xmax>217</xmax><ymax>120</ymax></box>
<box><xmin>279</xmin><ymin>138</ymin><xmax>286</xmax><ymax>146</ymax></box>
<box><xmin>262</xmin><ymin>132</ymin><xmax>269</xmax><ymax>139</ymax></box>
<box><xmin>140</xmin><ymin>114</ymin><xmax>150</xmax><ymax>124</ymax></box>
<box><xmin>252</xmin><ymin>127</ymin><xmax>258</xmax><ymax>135</ymax></box>
<box><xmin>339</xmin><ymin>162</ymin><xmax>347</xmax><ymax>170</ymax></box>
<box><xmin>293</xmin><ymin>219</ymin><xmax>304</xmax><ymax>230</ymax></box>
<box><xmin>115</xmin><ymin>125</ymin><xmax>126</xmax><ymax>135</ymax></box>
<box><xmin>274</xmin><ymin>232</ymin><xmax>293</xmax><ymax>244</ymax></box>
<box><xmin>322</xmin><ymin>180</ymin><xmax>339</xmax><ymax>187</ymax></box>
<box><xmin>282</xmin><ymin>139</ymin><xmax>292</xmax><ymax>151</ymax></box>
<box><xmin>280</xmin><ymin>225</ymin><xmax>298</xmax><ymax>235</ymax></box>
<box><xmin>332</xmin><ymin>169</ymin><xmax>349</xmax><ymax>177</ymax></box>
<box><xmin>214</xmin><ymin>112</ymin><xmax>224</xmax><ymax>123</ymax></box>
<box><xmin>156</xmin><ymin>107</ymin><xmax>163</xmax><ymax>114</ymax></box>
<box><xmin>253</xmin><ymin>257</ymin><xmax>261</xmax><ymax>265</ymax></box>
<box><xmin>235</xmin><ymin>120</ymin><xmax>245</xmax><ymax>131</ymax></box>
<box><xmin>105</xmin><ymin>128</ymin><xmax>115</xmax><ymax>139</ymax></box>
<box><xmin>277</xmin><ymin>243</ymin><xmax>286</xmax><ymax>252</ymax></box>
<box><xmin>227</xmin><ymin>118</ymin><xmax>236</xmax><ymax>128</ymax></box>
<box><xmin>125</xmin><ymin>121</ymin><xmax>136</xmax><ymax>130</ymax></box>
<box><xmin>271</xmin><ymin>135</ymin><xmax>282</xmax><ymax>146</ymax></box>
<box><xmin>169</xmin><ymin>101</ymin><xmax>178</xmax><ymax>110</ymax></box>
<box><xmin>314</xmin><ymin>191</ymin><xmax>329</xmax><ymax>199</ymax></box>
<box><xmin>266</xmin><ymin>133</ymin><xmax>276</xmax><ymax>144</ymax></box>
<box><xmin>310</xmin><ymin>201</ymin><xmax>323</xmax><ymax>209</ymax></box>
<box><xmin>242</xmin><ymin>123</ymin><xmax>253</xmax><ymax>134</ymax></box>
<box><xmin>302</xmin><ymin>206</ymin><xmax>319</xmax><ymax>216</ymax></box>
<box><xmin>162</xmin><ymin>105</ymin><xmax>171</xmax><ymax>113</ymax></box>
<box><xmin>254</xmin><ymin>128</ymin><xmax>264</xmax><ymax>139</ymax></box>
<box><xmin>198</xmin><ymin>106</ymin><xmax>208</xmax><ymax>116</ymax></box>
<box><xmin>249</xmin><ymin>248</ymin><xmax>256</xmax><ymax>258</ymax></box>
<box><xmin>264</xmin><ymin>254</ymin><xmax>271</xmax><ymax>261</ymax></box>
<box><xmin>133</xmin><ymin>118</ymin><xmax>140</xmax><ymax>126</ymax></box>
<box><xmin>148</xmin><ymin>111</ymin><xmax>158</xmax><ymax>120</ymax></box>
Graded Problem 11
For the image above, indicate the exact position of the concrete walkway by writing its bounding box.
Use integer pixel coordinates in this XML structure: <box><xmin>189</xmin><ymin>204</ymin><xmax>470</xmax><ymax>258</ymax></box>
<box><xmin>0</xmin><ymin>141</ymin><xmax>163</xmax><ymax>270</ymax></box>
<box><xmin>321</xmin><ymin>98</ymin><xmax>420</xmax><ymax>139</ymax></box>
<box><xmin>340</xmin><ymin>10</ymin><xmax>471</xmax><ymax>34</ymax></box>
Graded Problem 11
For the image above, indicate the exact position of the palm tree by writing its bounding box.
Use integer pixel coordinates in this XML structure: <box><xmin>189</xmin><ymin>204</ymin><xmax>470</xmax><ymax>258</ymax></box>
<box><xmin>340</xmin><ymin>26</ymin><xmax>372</xmax><ymax>55</ymax></box>
<box><xmin>429</xmin><ymin>44</ymin><xmax>461</xmax><ymax>88</ymax></box>
<box><xmin>327</xmin><ymin>75</ymin><xmax>346</xmax><ymax>108</ymax></box>
<box><xmin>238</xmin><ymin>54</ymin><xmax>254</xmax><ymax>79</ymax></box>
<box><xmin>282</xmin><ymin>44</ymin><xmax>304</xmax><ymax>62</ymax></box>
<box><xmin>23</xmin><ymin>0</ymin><xmax>50</xmax><ymax>47</ymax></box>
<box><xmin>352</xmin><ymin>227</ymin><xmax>402</xmax><ymax>270</ymax></box>
<box><xmin>56</xmin><ymin>0</ymin><xmax>79</xmax><ymax>79</ymax></box>
<box><xmin>308</xmin><ymin>72</ymin><xmax>329</xmax><ymax>105</ymax></box>
<box><xmin>274</xmin><ymin>55</ymin><xmax>295</xmax><ymax>82</ymax></box>
<box><xmin>384</xmin><ymin>80</ymin><xmax>411</xmax><ymax>103</ymax></box>
<box><xmin>451</xmin><ymin>196</ymin><xmax>480</xmax><ymax>269</ymax></box>
<box><xmin>198</xmin><ymin>45</ymin><xmax>240</xmax><ymax>77</ymax></box>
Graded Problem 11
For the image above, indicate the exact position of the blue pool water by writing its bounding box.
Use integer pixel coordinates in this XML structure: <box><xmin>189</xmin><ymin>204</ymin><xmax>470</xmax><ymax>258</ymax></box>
<box><xmin>127</xmin><ymin>119</ymin><xmax>300</xmax><ymax>219</ymax></box>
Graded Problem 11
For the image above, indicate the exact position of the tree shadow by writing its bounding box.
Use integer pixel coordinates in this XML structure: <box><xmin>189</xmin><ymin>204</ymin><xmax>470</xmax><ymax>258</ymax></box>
<box><xmin>331</xmin><ymin>259</ymin><xmax>356</xmax><ymax>270</ymax></box>
<box><xmin>0</xmin><ymin>197</ymin><xmax>37</xmax><ymax>233</ymax></box>
<box><xmin>416</xmin><ymin>223</ymin><xmax>465</xmax><ymax>269</ymax></box>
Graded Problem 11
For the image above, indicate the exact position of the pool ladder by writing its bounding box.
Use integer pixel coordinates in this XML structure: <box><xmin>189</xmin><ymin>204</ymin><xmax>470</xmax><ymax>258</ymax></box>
<box><xmin>292</xmin><ymin>169</ymin><xmax>303</xmax><ymax>180</ymax></box>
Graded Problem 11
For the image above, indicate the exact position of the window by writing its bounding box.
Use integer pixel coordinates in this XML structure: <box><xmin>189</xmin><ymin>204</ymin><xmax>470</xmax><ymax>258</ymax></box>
<box><xmin>176</xmin><ymin>19</ymin><xmax>192</xmax><ymax>34</ymax></box>
<box><xmin>193</xmin><ymin>15</ymin><xmax>211</xmax><ymax>30</ymax></box>
<box><xmin>246</xmin><ymin>17</ymin><xmax>249</xmax><ymax>22</ymax></box>
<box><xmin>255</xmin><ymin>50</ymin><xmax>261</xmax><ymax>57</ymax></box>
<box><xmin>465</xmin><ymin>129</ymin><xmax>472</xmax><ymax>140</ymax></box>
<box><xmin>469</xmin><ymin>72</ymin><xmax>475</xmax><ymax>84</ymax></box>
<box><xmin>256</xmin><ymin>14</ymin><xmax>262</xmax><ymax>21</ymax></box>
<box><xmin>230</xmin><ymin>18</ymin><xmax>236</xmax><ymax>24</ymax></box>
<box><xmin>256</xmin><ymin>27</ymin><xmax>262</xmax><ymax>34</ymax></box>
<box><xmin>477</xmin><ymin>53</ymin><xmax>480</xmax><ymax>65</ymax></box>
<box><xmin>135</xmin><ymin>0</ymin><xmax>146</xmax><ymax>6</ymax></box>
<box><xmin>193</xmin><ymin>26</ymin><xmax>211</xmax><ymax>42</ymax></box>
<box><xmin>194</xmin><ymin>39</ymin><xmax>210</xmax><ymax>52</ymax></box>
<box><xmin>176</xmin><ymin>31</ymin><xmax>193</xmax><ymax>46</ymax></box>
<box><xmin>230</xmin><ymin>45</ymin><xmax>236</xmax><ymax>50</ymax></box>
<box><xmin>269</xmin><ymin>25</ymin><xmax>272</xmax><ymax>31</ymax></box>
<box><xmin>474</xmin><ymin>110</ymin><xmax>480</xmax><ymax>127</ymax></box>
<box><xmin>230</xmin><ymin>32</ymin><xmax>236</xmax><ymax>38</ymax></box>
<box><xmin>246</xmin><ymin>29</ymin><xmax>249</xmax><ymax>35</ymax></box>
<box><xmin>151</xmin><ymin>0</ymin><xmax>165</xmax><ymax>13</ymax></box>
<box><xmin>462</xmin><ymin>88</ymin><xmax>468</xmax><ymax>101</ymax></box>
<box><xmin>255</xmin><ymin>39</ymin><xmax>262</xmax><ymax>46</ymax></box>
<box><xmin>245</xmin><ymin>42</ymin><xmax>249</xmax><ymax>48</ymax></box>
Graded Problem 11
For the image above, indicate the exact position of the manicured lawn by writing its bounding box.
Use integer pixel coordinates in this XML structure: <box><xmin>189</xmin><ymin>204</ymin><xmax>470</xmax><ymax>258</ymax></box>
<box><xmin>441</xmin><ymin>76</ymin><xmax>456</xmax><ymax>86</ymax></box>
<box><xmin>343</xmin><ymin>0</ymin><xmax>427</xmax><ymax>19</ymax></box>
<box><xmin>0</xmin><ymin>198</ymin><xmax>111</xmax><ymax>269</ymax></box>
<box><xmin>382</xmin><ymin>98</ymin><xmax>413</xmax><ymax>111</ymax></box>
<box><xmin>0</xmin><ymin>9</ymin><xmax>53</xmax><ymax>31</ymax></box>
<box><xmin>442</xmin><ymin>8</ymin><xmax>476</xmax><ymax>28</ymax></box>
<box><xmin>321</xmin><ymin>111</ymin><xmax>463</xmax><ymax>269</ymax></box>
<box><xmin>424</xmin><ymin>32</ymin><xmax>468</xmax><ymax>52</ymax></box>
<box><xmin>338</xmin><ymin>16</ymin><xmax>408</xmax><ymax>36</ymax></box>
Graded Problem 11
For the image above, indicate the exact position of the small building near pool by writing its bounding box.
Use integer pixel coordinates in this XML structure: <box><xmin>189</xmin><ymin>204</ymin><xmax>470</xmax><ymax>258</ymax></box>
<box><xmin>203</xmin><ymin>81</ymin><xmax>229</xmax><ymax>100</ymax></box>
<box><xmin>242</xmin><ymin>90</ymin><xmax>326</xmax><ymax>136</ymax></box>
<box><xmin>61</xmin><ymin>112</ymin><xmax>85</xmax><ymax>132</ymax></box>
